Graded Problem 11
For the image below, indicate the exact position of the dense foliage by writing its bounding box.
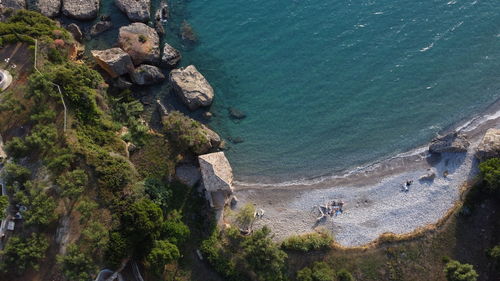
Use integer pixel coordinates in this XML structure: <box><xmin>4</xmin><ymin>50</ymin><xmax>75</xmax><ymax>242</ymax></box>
<box><xmin>479</xmin><ymin>158</ymin><xmax>500</xmax><ymax>192</ymax></box>
<box><xmin>444</xmin><ymin>260</ymin><xmax>478</xmax><ymax>281</ymax></box>
<box><xmin>282</xmin><ymin>231</ymin><xmax>333</xmax><ymax>252</ymax></box>
<box><xmin>162</xmin><ymin>111</ymin><xmax>210</xmax><ymax>154</ymax></box>
<box><xmin>0</xmin><ymin>233</ymin><xmax>49</xmax><ymax>274</ymax></box>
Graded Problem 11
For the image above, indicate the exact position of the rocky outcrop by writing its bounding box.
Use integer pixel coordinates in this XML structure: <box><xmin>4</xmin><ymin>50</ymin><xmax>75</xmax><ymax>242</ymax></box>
<box><xmin>90</xmin><ymin>20</ymin><xmax>113</xmax><ymax>37</ymax></box>
<box><xmin>429</xmin><ymin>132</ymin><xmax>469</xmax><ymax>154</ymax></box>
<box><xmin>130</xmin><ymin>64</ymin><xmax>165</xmax><ymax>85</ymax></box>
<box><xmin>153</xmin><ymin>1</ymin><xmax>168</xmax><ymax>35</ymax></box>
<box><xmin>115</xmin><ymin>0</ymin><xmax>150</xmax><ymax>22</ymax></box>
<box><xmin>175</xmin><ymin>164</ymin><xmax>201</xmax><ymax>187</ymax></box>
<box><xmin>161</xmin><ymin>43</ymin><xmax>181</xmax><ymax>67</ymax></box>
<box><xmin>169</xmin><ymin>65</ymin><xmax>214</xmax><ymax>110</ymax></box>
<box><xmin>113</xmin><ymin>77</ymin><xmax>133</xmax><ymax>89</ymax></box>
<box><xmin>201</xmin><ymin>125</ymin><xmax>222</xmax><ymax>149</ymax></box>
<box><xmin>66</xmin><ymin>23</ymin><xmax>83</xmax><ymax>42</ymax></box>
<box><xmin>62</xmin><ymin>0</ymin><xmax>99</xmax><ymax>20</ymax></box>
<box><xmin>91</xmin><ymin>48</ymin><xmax>134</xmax><ymax>78</ymax></box>
<box><xmin>27</xmin><ymin>0</ymin><xmax>61</xmax><ymax>18</ymax></box>
<box><xmin>1</xmin><ymin>0</ymin><xmax>26</xmax><ymax>10</ymax></box>
<box><xmin>229</xmin><ymin>107</ymin><xmax>246</xmax><ymax>119</ymax></box>
<box><xmin>476</xmin><ymin>128</ymin><xmax>500</xmax><ymax>161</ymax></box>
<box><xmin>198</xmin><ymin>152</ymin><xmax>233</xmax><ymax>210</ymax></box>
<box><xmin>118</xmin><ymin>23</ymin><xmax>160</xmax><ymax>65</ymax></box>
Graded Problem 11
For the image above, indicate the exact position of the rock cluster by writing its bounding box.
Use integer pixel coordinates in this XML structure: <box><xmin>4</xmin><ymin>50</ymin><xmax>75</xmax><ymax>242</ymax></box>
<box><xmin>130</xmin><ymin>64</ymin><xmax>165</xmax><ymax>85</ymax></box>
<box><xmin>476</xmin><ymin>128</ymin><xmax>500</xmax><ymax>161</ymax></box>
<box><xmin>62</xmin><ymin>0</ymin><xmax>99</xmax><ymax>20</ymax></box>
<box><xmin>91</xmin><ymin>48</ymin><xmax>134</xmax><ymax>78</ymax></box>
<box><xmin>170</xmin><ymin>65</ymin><xmax>214</xmax><ymax>110</ymax></box>
<box><xmin>1</xmin><ymin>0</ymin><xmax>26</xmax><ymax>10</ymax></box>
<box><xmin>27</xmin><ymin>0</ymin><xmax>61</xmax><ymax>18</ymax></box>
<box><xmin>90</xmin><ymin>20</ymin><xmax>113</xmax><ymax>37</ymax></box>
<box><xmin>115</xmin><ymin>0</ymin><xmax>150</xmax><ymax>22</ymax></box>
<box><xmin>118</xmin><ymin>23</ymin><xmax>160</xmax><ymax>65</ymax></box>
<box><xmin>429</xmin><ymin>132</ymin><xmax>469</xmax><ymax>154</ymax></box>
<box><xmin>161</xmin><ymin>43</ymin><xmax>181</xmax><ymax>67</ymax></box>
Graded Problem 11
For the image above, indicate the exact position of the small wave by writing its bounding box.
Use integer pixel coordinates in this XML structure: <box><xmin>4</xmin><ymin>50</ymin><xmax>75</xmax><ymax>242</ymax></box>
<box><xmin>420</xmin><ymin>42</ymin><xmax>434</xmax><ymax>52</ymax></box>
<box><xmin>447</xmin><ymin>0</ymin><xmax>457</xmax><ymax>5</ymax></box>
<box><xmin>373</xmin><ymin>11</ymin><xmax>384</xmax><ymax>15</ymax></box>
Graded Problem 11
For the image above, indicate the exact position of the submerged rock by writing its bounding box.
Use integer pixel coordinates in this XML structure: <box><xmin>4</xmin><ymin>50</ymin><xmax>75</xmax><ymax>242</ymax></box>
<box><xmin>66</xmin><ymin>23</ymin><xmax>83</xmax><ymax>42</ymax></box>
<box><xmin>429</xmin><ymin>132</ymin><xmax>469</xmax><ymax>154</ymax></box>
<box><xmin>118</xmin><ymin>23</ymin><xmax>160</xmax><ymax>65</ymax></box>
<box><xmin>1</xmin><ymin>0</ymin><xmax>26</xmax><ymax>10</ymax></box>
<box><xmin>115</xmin><ymin>0</ymin><xmax>150</xmax><ymax>22</ymax></box>
<box><xmin>161</xmin><ymin>43</ymin><xmax>181</xmax><ymax>68</ymax></box>
<box><xmin>169</xmin><ymin>65</ymin><xmax>214</xmax><ymax>111</ymax></box>
<box><xmin>476</xmin><ymin>128</ymin><xmax>500</xmax><ymax>161</ymax></box>
<box><xmin>90</xmin><ymin>20</ymin><xmax>113</xmax><ymax>37</ymax></box>
<box><xmin>91</xmin><ymin>48</ymin><xmax>134</xmax><ymax>78</ymax></box>
<box><xmin>229</xmin><ymin>107</ymin><xmax>246</xmax><ymax>119</ymax></box>
<box><xmin>27</xmin><ymin>0</ymin><xmax>61</xmax><ymax>18</ymax></box>
<box><xmin>62</xmin><ymin>0</ymin><xmax>99</xmax><ymax>20</ymax></box>
<box><xmin>130</xmin><ymin>64</ymin><xmax>165</xmax><ymax>85</ymax></box>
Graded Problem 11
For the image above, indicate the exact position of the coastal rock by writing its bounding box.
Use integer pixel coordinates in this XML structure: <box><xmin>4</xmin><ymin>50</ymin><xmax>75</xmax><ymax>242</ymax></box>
<box><xmin>62</xmin><ymin>0</ymin><xmax>99</xmax><ymax>20</ymax></box>
<box><xmin>113</xmin><ymin>77</ymin><xmax>133</xmax><ymax>89</ymax></box>
<box><xmin>115</xmin><ymin>0</ymin><xmax>150</xmax><ymax>22</ymax></box>
<box><xmin>198</xmin><ymin>152</ymin><xmax>234</xmax><ymax>210</ymax></box>
<box><xmin>229</xmin><ymin>107</ymin><xmax>246</xmax><ymax>119</ymax></box>
<box><xmin>91</xmin><ymin>48</ymin><xmax>134</xmax><ymax>78</ymax></box>
<box><xmin>1</xmin><ymin>0</ymin><xmax>26</xmax><ymax>10</ymax></box>
<box><xmin>153</xmin><ymin>1</ymin><xmax>168</xmax><ymax>35</ymax></box>
<box><xmin>429</xmin><ymin>132</ymin><xmax>469</xmax><ymax>154</ymax></box>
<box><xmin>66</xmin><ymin>23</ymin><xmax>83</xmax><ymax>42</ymax></box>
<box><xmin>169</xmin><ymin>65</ymin><xmax>214</xmax><ymax>110</ymax></box>
<box><xmin>175</xmin><ymin>164</ymin><xmax>201</xmax><ymax>187</ymax></box>
<box><xmin>130</xmin><ymin>64</ymin><xmax>165</xmax><ymax>85</ymax></box>
<box><xmin>118</xmin><ymin>23</ymin><xmax>160</xmax><ymax>65</ymax></box>
<box><xmin>161</xmin><ymin>43</ymin><xmax>181</xmax><ymax>67</ymax></box>
<box><xmin>90</xmin><ymin>20</ymin><xmax>113</xmax><ymax>37</ymax></box>
<box><xmin>27</xmin><ymin>0</ymin><xmax>61</xmax><ymax>18</ymax></box>
<box><xmin>476</xmin><ymin>128</ymin><xmax>500</xmax><ymax>161</ymax></box>
<box><xmin>201</xmin><ymin>124</ymin><xmax>222</xmax><ymax>149</ymax></box>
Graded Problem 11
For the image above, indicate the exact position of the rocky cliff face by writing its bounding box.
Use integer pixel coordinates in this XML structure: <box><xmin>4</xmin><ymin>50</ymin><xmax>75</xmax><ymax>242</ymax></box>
<box><xmin>476</xmin><ymin>128</ymin><xmax>500</xmax><ymax>161</ymax></box>
<box><xmin>429</xmin><ymin>132</ymin><xmax>470</xmax><ymax>154</ymax></box>
<box><xmin>115</xmin><ymin>0</ymin><xmax>150</xmax><ymax>22</ymax></box>
<box><xmin>169</xmin><ymin>65</ymin><xmax>214</xmax><ymax>111</ymax></box>
<box><xmin>62</xmin><ymin>0</ymin><xmax>99</xmax><ymax>20</ymax></box>
<box><xmin>118</xmin><ymin>23</ymin><xmax>160</xmax><ymax>66</ymax></box>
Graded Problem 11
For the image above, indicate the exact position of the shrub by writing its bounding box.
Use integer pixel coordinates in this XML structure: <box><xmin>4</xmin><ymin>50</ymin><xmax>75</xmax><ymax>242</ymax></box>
<box><xmin>105</xmin><ymin>232</ymin><xmax>130</xmax><ymax>269</ymax></box>
<box><xmin>2</xmin><ymin>162</ymin><xmax>31</xmax><ymax>186</ymax></box>
<box><xmin>162</xmin><ymin>111</ymin><xmax>210</xmax><ymax>154</ymax></box>
<box><xmin>479</xmin><ymin>158</ymin><xmax>500</xmax><ymax>192</ymax></box>
<box><xmin>282</xmin><ymin>231</ymin><xmax>333</xmax><ymax>252</ymax></box>
<box><xmin>0</xmin><ymin>195</ymin><xmax>9</xmax><ymax>218</ymax></box>
<box><xmin>138</xmin><ymin>34</ymin><xmax>147</xmax><ymax>43</ymax></box>
<box><xmin>297</xmin><ymin>267</ymin><xmax>313</xmax><ymax>281</ymax></box>
<box><xmin>296</xmin><ymin>262</ymin><xmax>335</xmax><ymax>281</ymax></box>
<box><xmin>444</xmin><ymin>260</ymin><xmax>478</xmax><ymax>281</ymax></box>
<box><xmin>146</xmin><ymin>240</ymin><xmax>180</xmax><ymax>276</ymax></box>
<box><xmin>17</xmin><ymin>181</ymin><xmax>57</xmax><ymax>226</ymax></box>
<box><xmin>0</xmin><ymin>233</ymin><xmax>49</xmax><ymax>274</ymax></box>
<box><xmin>234</xmin><ymin>203</ymin><xmax>255</xmax><ymax>230</ymax></box>
<box><xmin>336</xmin><ymin>269</ymin><xmax>355</xmax><ymax>281</ymax></box>
<box><xmin>57</xmin><ymin>244</ymin><xmax>96</xmax><ymax>281</ymax></box>
<box><xmin>162</xmin><ymin>210</ymin><xmax>190</xmax><ymax>246</ymax></box>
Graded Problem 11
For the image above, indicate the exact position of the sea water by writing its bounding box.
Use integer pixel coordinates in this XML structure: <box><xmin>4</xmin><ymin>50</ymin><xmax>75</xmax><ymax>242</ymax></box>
<box><xmin>92</xmin><ymin>0</ymin><xmax>500</xmax><ymax>184</ymax></box>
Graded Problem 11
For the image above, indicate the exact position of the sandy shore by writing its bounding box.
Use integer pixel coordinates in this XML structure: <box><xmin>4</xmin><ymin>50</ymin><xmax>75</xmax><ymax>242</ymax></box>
<box><xmin>233</xmin><ymin>106</ymin><xmax>500</xmax><ymax>247</ymax></box>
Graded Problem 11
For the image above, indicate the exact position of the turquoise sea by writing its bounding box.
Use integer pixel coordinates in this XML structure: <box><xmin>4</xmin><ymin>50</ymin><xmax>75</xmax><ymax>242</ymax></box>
<box><xmin>93</xmin><ymin>0</ymin><xmax>500</xmax><ymax>183</ymax></box>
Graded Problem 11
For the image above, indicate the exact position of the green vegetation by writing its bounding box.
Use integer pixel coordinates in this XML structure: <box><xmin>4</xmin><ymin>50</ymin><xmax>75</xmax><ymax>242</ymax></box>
<box><xmin>138</xmin><ymin>34</ymin><xmax>148</xmax><ymax>43</ymax></box>
<box><xmin>162</xmin><ymin>111</ymin><xmax>210</xmax><ymax>154</ymax></box>
<box><xmin>297</xmin><ymin>262</ymin><xmax>335</xmax><ymax>281</ymax></box>
<box><xmin>234</xmin><ymin>203</ymin><xmax>255</xmax><ymax>230</ymax></box>
<box><xmin>444</xmin><ymin>260</ymin><xmax>478</xmax><ymax>281</ymax></box>
<box><xmin>282</xmin><ymin>231</ymin><xmax>333</xmax><ymax>252</ymax></box>
<box><xmin>14</xmin><ymin>181</ymin><xmax>57</xmax><ymax>226</ymax></box>
<box><xmin>57</xmin><ymin>244</ymin><xmax>97</xmax><ymax>281</ymax></box>
<box><xmin>0</xmin><ymin>233</ymin><xmax>49</xmax><ymax>274</ymax></box>
<box><xmin>0</xmin><ymin>195</ymin><xmax>8</xmax><ymax>217</ymax></box>
<box><xmin>479</xmin><ymin>158</ymin><xmax>500</xmax><ymax>192</ymax></box>
<box><xmin>146</xmin><ymin>240</ymin><xmax>180</xmax><ymax>276</ymax></box>
<box><xmin>336</xmin><ymin>269</ymin><xmax>355</xmax><ymax>281</ymax></box>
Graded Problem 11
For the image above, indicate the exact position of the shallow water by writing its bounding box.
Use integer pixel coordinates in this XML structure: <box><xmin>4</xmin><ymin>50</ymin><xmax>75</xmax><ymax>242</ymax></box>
<box><xmin>92</xmin><ymin>0</ymin><xmax>500</xmax><ymax>184</ymax></box>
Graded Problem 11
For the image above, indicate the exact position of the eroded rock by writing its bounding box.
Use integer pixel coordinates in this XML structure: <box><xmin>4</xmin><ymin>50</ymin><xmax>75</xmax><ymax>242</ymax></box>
<box><xmin>66</xmin><ymin>23</ymin><xmax>83</xmax><ymax>42</ymax></box>
<box><xmin>175</xmin><ymin>164</ymin><xmax>201</xmax><ymax>187</ymax></box>
<box><xmin>91</xmin><ymin>48</ymin><xmax>134</xmax><ymax>78</ymax></box>
<box><xmin>62</xmin><ymin>0</ymin><xmax>99</xmax><ymax>20</ymax></box>
<box><xmin>118</xmin><ymin>23</ymin><xmax>160</xmax><ymax>65</ymax></box>
<box><xmin>1</xmin><ymin>0</ymin><xmax>26</xmax><ymax>10</ymax></box>
<box><xmin>476</xmin><ymin>128</ymin><xmax>500</xmax><ymax>161</ymax></box>
<box><xmin>130</xmin><ymin>64</ymin><xmax>165</xmax><ymax>85</ymax></box>
<box><xmin>90</xmin><ymin>20</ymin><xmax>113</xmax><ymax>37</ymax></box>
<box><xmin>429</xmin><ymin>132</ymin><xmax>469</xmax><ymax>154</ymax></box>
<box><xmin>161</xmin><ymin>43</ymin><xmax>181</xmax><ymax>67</ymax></box>
<box><xmin>115</xmin><ymin>0</ymin><xmax>150</xmax><ymax>22</ymax></box>
<box><xmin>170</xmin><ymin>65</ymin><xmax>214</xmax><ymax>111</ymax></box>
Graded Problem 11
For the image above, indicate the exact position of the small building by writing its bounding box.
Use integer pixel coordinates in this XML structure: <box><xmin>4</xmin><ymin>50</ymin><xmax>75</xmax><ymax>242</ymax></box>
<box><xmin>198</xmin><ymin>152</ymin><xmax>234</xmax><ymax>223</ymax></box>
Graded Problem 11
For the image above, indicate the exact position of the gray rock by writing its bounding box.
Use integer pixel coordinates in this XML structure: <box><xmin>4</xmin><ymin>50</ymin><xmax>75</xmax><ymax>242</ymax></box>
<box><xmin>130</xmin><ymin>64</ymin><xmax>165</xmax><ymax>85</ymax></box>
<box><xmin>91</xmin><ymin>48</ymin><xmax>134</xmax><ymax>78</ymax></box>
<box><xmin>1</xmin><ymin>0</ymin><xmax>26</xmax><ymax>10</ymax></box>
<box><xmin>169</xmin><ymin>65</ymin><xmax>214</xmax><ymax>111</ymax></box>
<box><xmin>153</xmin><ymin>1</ymin><xmax>168</xmax><ymax>35</ymax></box>
<box><xmin>62</xmin><ymin>0</ymin><xmax>99</xmax><ymax>20</ymax></box>
<box><xmin>161</xmin><ymin>43</ymin><xmax>181</xmax><ymax>67</ymax></box>
<box><xmin>175</xmin><ymin>164</ymin><xmax>201</xmax><ymax>187</ymax></box>
<box><xmin>118</xmin><ymin>23</ymin><xmax>160</xmax><ymax>65</ymax></box>
<box><xmin>229</xmin><ymin>107</ymin><xmax>246</xmax><ymax>119</ymax></box>
<box><xmin>27</xmin><ymin>0</ymin><xmax>61</xmax><ymax>18</ymax></box>
<box><xmin>66</xmin><ymin>23</ymin><xmax>83</xmax><ymax>42</ymax></box>
<box><xmin>201</xmin><ymin>124</ymin><xmax>222</xmax><ymax>149</ymax></box>
<box><xmin>115</xmin><ymin>0</ymin><xmax>150</xmax><ymax>22</ymax></box>
<box><xmin>476</xmin><ymin>128</ymin><xmax>500</xmax><ymax>161</ymax></box>
<box><xmin>429</xmin><ymin>132</ymin><xmax>469</xmax><ymax>154</ymax></box>
<box><xmin>113</xmin><ymin>77</ymin><xmax>133</xmax><ymax>89</ymax></box>
<box><xmin>90</xmin><ymin>20</ymin><xmax>113</xmax><ymax>37</ymax></box>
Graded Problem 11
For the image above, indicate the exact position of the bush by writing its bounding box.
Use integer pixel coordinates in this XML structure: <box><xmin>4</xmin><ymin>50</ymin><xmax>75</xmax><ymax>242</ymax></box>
<box><xmin>17</xmin><ymin>181</ymin><xmax>57</xmax><ymax>226</ymax></box>
<box><xmin>282</xmin><ymin>231</ymin><xmax>333</xmax><ymax>252</ymax></box>
<box><xmin>0</xmin><ymin>195</ymin><xmax>9</xmax><ymax>218</ymax></box>
<box><xmin>57</xmin><ymin>244</ymin><xmax>96</xmax><ymax>281</ymax></box>
<box><xmin>2</xmin><ymin>162</ymin><xmax>31</xmax><ymax>186</ymax></box>
<box><xmin>146</xmin><ymin>240</ymin><xmax>180</xmax><ymax>276</ymax></box>
<box><xmin>444</xmin><ymin>260</ymin><xmax>478</xmax><ymax>281</ymax></box>
<box><xmin>162</xmin><ymin>210</ymin><xmax>190</xmax><ymax>246</ymax></box>
<box><xmin>479</xmin><ymin>158</ymin><xmax>500</xmax><ymax>192</ymax></box>
<box><xmin>0</xmin><ymin>233</ymin><xmax>49</xmax><ymax>274</ymax></box>
<box><xmin>296</xmin><ymin>262</ymin><xmax>335</xmax><ymax>281</ymax></box>
<box><xmin>336</xmin><ymin>269</ymin><xmax>355</xmax><ymax>281</ymax></box>
<box><xmin>162</xmin><ymin>111</ymin><xmax>210</xmax><ymax>154</ymax></box>
<box><xmin>234</xmin><ymin>203</ymin><xmax>255</xmax><ymax>230</ymax></box>
<box><xmin>105</xmin><ymin>232</ymin><xmax>130</xmax><ymax>269</ymax></box>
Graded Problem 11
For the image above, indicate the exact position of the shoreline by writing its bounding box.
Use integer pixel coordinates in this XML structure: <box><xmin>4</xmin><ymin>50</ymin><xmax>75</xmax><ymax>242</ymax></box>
<box><xmin>233</xmin><ymin>101</ymin><xmax>500</xmax><ymax>246</ymax></box>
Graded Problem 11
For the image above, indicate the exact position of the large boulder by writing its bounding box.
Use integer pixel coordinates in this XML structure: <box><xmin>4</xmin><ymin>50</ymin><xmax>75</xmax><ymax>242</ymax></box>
<box><xmin>115</xmin><ymin>0</ymin><xmax>150</xmax><ymax>22</ymax></box>
<box><xmin>175</xmin><ymin>164</ymin><xmax>201</xmax><ymax>187</ymax></box>
<box><xmin>429</xmin><ymin>132</ymin><xmax>470</xmax><ymax>154</ymax></box>
<box><xmin>130</xmin><ymin>64</ymin><xmax>165</xmax><ymax>85</ymax></box>
<box><xmin>27</xmin><ymin>0</ymin><xmax>61</xmax><ymax>18</ymax></box>
<box><xmin>1</xmin><ymin>0</ymin><xmax>26</xmax><ymax>10</ymax></box>
<box><xmin>201</xmin><ymin>125</ymin><xmax>222</xmax><ymax>149</ymax></box>
<box><xmin>62</xmin><ymin>0</ymin><xmax>99</xmax><ymax>20</ymax></box>
<box><xmin>198</xmin><ymin>152</ymin><xmax>234</xmax><ymax>209</ymax></box>
<box><xmin>161</xmin><ymin>43</ymin><xmax>181</xmax><ymax>67</ymax></box>
<box><xmin>90</xmin><ymin>20</ymin><xmax>113</xmax><ymax>37</ymax></box>
<box><xmin>118</xmin><ymin>23</ymin><xmax>160</xmax><ymax>65</ymax></box>
<box><xmin>91</xmin><ymin>48</ymin><xmax>134</xmax><ymax>78</ymax></box>
<box><xmin>476</xmin><ymin>128</ymin><xmax>500</xmax><ymax>161</ymax></box>
<box><xmin>169</xmin><ymin>65</ymin><xmax>214</xmax><ymax>110</ymax></box>
<box><xmin>66</xmin><ymin>23</ymin><xmax>83</xmax><ymax>42</ymax></box>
